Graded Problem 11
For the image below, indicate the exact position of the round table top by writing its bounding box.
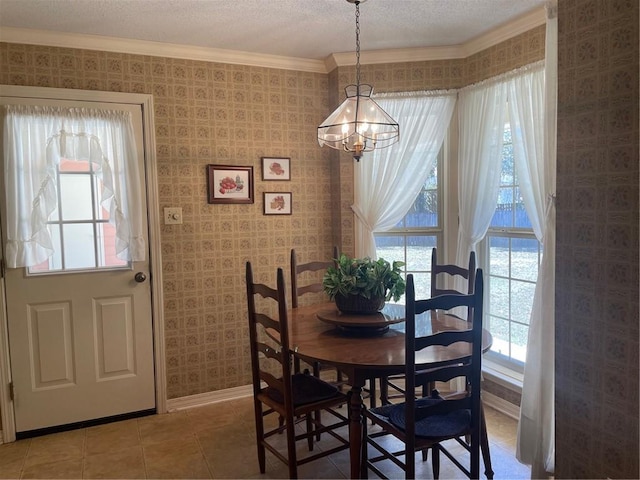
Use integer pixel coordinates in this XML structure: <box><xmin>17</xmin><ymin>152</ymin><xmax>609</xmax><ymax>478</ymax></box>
<box><xmin>288</xmin><ymin>302</ymin><xmax>492</xmax><ymax>373</ymax></box>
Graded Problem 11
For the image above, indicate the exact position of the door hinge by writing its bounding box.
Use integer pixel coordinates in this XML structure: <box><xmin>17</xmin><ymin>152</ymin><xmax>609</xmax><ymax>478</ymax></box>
<box><xmin>9</xmin><ymin>381</ymin><xmax>14</xmax><ymax>401</ymax></box>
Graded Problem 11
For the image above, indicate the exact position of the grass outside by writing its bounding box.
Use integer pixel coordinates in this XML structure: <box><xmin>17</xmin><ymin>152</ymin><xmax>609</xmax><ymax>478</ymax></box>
<box><xmin>376</xmin><ymin>245</ymin><xmax>539</xmax><ymax>363</ymax></box>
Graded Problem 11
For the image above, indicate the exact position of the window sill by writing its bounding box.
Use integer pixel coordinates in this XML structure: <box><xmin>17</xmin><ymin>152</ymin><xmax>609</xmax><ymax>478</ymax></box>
<box><xmin>482</xmin><ymin>360</ymin><xmax>523</xmax><ymax>394</ymax></box>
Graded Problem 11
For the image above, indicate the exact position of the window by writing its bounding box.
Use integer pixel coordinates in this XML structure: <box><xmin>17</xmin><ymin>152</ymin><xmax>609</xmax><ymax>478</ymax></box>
<box><xmin>482</xmin><ymin>123</ymin><xmax>541</xmax><ymax>372</ymax></box>
<box><xmin>29</xmin><ymin>157</ymin><xmax>128</xmax><ymax>274</ymax></box>
<box><xmin>374</xmin><ymin>156</ymin><xmax>441</xmax><ymax>300</ymax></box>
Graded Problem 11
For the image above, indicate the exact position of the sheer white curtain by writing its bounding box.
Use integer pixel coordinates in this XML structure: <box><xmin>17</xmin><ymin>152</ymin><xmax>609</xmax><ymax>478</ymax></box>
<box><xmin>3</xmin><ymin>105</ymin><xmax>146</xmax><ymax>268</ymax></box>
<box><xmin>455</xmin><ymin>80</ymin><xmax>508</xmax><ymax>270</ymax></box>
<box><xmin>516</xmin><ymin>3</ymin><xmax>557</xmax><ymax>478</ymax></box>
<box><xmin>353</xmin><ymin>91</ymin><xmax>456</xmax><ymax>258</ymax></box>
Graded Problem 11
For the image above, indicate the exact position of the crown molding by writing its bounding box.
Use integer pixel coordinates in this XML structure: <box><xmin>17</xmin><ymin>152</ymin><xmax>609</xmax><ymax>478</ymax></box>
<box><xmin>0</xmin><ymin>27</ymin><xmax>327</xmax><ymax>74</ymax></box>
<box><xmin>325</xmin><ymin>6</ymin><xmax>545</xmax><ymax>71</ymax></box>
<box><xmin>459</xmin><ymin>6</ymin><xmax>546</xmax><ymax>57</ymax></box>
<box><xmin>1</xmin><ymin>7</ymin><xmax>544</xmax><ymax>74</ymax></box>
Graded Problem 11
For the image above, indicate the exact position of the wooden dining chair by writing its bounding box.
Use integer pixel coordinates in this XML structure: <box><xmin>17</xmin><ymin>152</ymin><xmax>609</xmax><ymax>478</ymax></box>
<box><xmin>291</xmin><ymin>247</ymin><xmax>378</xmax><ymax>408</ymax></box>
<box><xmin>432</xmin><ymin>247</ymin><xmax>477</xmax><ymax>299</ymax></box>
<box><xmin>290</xmin><ymin>246</ymin><xmax>339</xmax><ymax>308</ymax></box>
<box><xmin>380</xmin><ymin>248</ymin><xmax>477</xmax><ymax>404</ymax></box>
<box><xmin>362</xmin><ymin>270</ymin><xmax>487</xmax><ymax>479</ymax></box>
<box><xmin>245</xmin><ymin>262</ymin><xmax>350</xmax><ymax>479</ymax></box>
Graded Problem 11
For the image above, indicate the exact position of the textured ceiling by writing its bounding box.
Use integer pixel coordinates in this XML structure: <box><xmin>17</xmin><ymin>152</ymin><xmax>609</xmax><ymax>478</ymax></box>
<box><xmin>0</xmin><ymin>0</ymin><xmax>546</xmax><ymax>61</ymax></box>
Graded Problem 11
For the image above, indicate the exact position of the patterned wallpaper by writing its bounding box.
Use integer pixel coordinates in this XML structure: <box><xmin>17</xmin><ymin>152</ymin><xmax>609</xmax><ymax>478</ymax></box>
<box><xmin>555</xmin><ymin>1</ymin><xmax>639</xmax><ymax>478</ymax></box>
<box><xmin>0</xmin><ymin>24</ymin><xmax>544</xmax><ymax>401</ymax></box>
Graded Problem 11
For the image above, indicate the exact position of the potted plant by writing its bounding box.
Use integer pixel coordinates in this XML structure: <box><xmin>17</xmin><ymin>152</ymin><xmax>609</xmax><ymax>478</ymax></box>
<box><xmin>322</xmin><ymin>254</ymin><xmax>406</xmax><ymax>314</ymax></box>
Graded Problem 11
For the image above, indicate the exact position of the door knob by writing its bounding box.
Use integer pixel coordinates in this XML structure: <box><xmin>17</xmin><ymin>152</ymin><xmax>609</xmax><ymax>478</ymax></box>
<box><xmin>134</xmin><ymin>272</ymin><xmax>147</xmax><ymax>283</ymax></box>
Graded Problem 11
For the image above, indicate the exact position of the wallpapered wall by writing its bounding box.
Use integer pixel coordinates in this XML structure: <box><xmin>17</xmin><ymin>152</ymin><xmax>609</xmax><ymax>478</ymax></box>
<box><xmin>555</xmin><ymin>0</ymin><xmax>639</xmax><ymax>478</ymax></box>
<box><xmin>0</xmin><ymin>24</ymin><xmax>544</xmax><ymax>401</ymax></box>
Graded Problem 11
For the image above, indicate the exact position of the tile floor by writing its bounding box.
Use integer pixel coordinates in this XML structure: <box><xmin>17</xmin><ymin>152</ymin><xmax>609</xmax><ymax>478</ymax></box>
<box><xmin>0</xmin><ymin>394</ymin><xmax>531</xmax><ymax>479</ymax></box>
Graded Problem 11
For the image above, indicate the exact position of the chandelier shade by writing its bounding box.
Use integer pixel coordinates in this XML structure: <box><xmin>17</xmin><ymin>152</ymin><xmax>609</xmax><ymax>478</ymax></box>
<box><xmin>317</xmin><ymin>0</ymin><xmax>399</xmax><ymax>161</ymax></box>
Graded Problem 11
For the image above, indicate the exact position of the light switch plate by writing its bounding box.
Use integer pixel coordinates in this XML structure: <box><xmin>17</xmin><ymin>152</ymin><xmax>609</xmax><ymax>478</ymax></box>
<box><xmin>164</xmin><ymin>207</ymin><xmax>183</xmax><ymax>225</ymax></box>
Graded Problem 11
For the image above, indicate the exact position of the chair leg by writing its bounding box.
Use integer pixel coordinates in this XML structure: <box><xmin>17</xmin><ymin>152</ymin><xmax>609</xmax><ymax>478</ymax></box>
<box><xmin>254</xmin><ymin>400</ymin><xmax>266</xmax><ymax>473</ymax></box>
<box><xmin>360</xmin><ymin>409</ymin><xmax>369</xmax><ymax>479</ymax></box>
<box><xmin>432</xmin><ymin>444</ymin><xmax>440</xmax><ymax>480</ymax></box>
<box><xmin>286</xmin><ymin>416</ymin><xmax>298</xmax><ymax>479</ymax></box>
<box><xmin>368</xmin><ymin>378</ymin><xmax>377</xmax><ymax>408</ymax></box>
<box><xmin>471</xmin><ymin>432</ymin><xmax>481</xmax><ymax>480</ymax></box>
<box><xmin>312</xmin><ymin>362</ymin><xmax>322</xmax><ymax>441</ymax></box>
<box><xmin>480</xmin><ymin>403</ymin><xmax>494</xmax><ymax>479</ymax></box>
<box><xmin>380</xmin><ymin>376</ymin><xmax>390</xmax><ymax>405</ymax></box>
<box><xmin>306</xmin><ymin>413</ymin><xmax>314</xmax><ymax>451</ymax></box>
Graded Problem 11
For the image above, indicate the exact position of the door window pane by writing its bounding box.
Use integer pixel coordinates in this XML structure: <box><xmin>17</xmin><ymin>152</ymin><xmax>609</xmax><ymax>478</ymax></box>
<box><xmin>60</xmin><ymin>174</ymin><xmax>93</xmax><ymax>221</ymax></box>
<box><xmin>63</xmin><ymin>223</ymin><xmax>96</xmax><ymax>269</ymax></box>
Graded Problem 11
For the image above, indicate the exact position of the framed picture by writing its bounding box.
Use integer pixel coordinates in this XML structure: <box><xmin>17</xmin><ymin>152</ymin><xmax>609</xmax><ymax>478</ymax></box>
<box><xmin>207</xmin><ymin>165</ymin><xmax>254</xmax><ymax>204</ymax></box>
<box><xmin>263</xmin><ymin>192</ymin><xmax>292</xmax><ymax>215</ymax></box>
<box><xmin>261</xmin><ymin>157</ymin><xmax>291</xmax><ymax>181</ymax></box>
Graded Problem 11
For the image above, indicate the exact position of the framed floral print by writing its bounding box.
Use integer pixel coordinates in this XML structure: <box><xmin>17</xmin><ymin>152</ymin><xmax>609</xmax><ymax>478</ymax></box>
<box><xmin>261</xmin><ymin>157</ymin><xmax>291</xmax><ymax>181</ymax></box>
<box><xmin>207</xmin><ymin>165</ymin><xmax>254</xmax><ymax>204</ymax></box>
<box><xmin>263</xmin><ymin>192</ymin><xmax>292</xmax><ymax>215</ymax></box>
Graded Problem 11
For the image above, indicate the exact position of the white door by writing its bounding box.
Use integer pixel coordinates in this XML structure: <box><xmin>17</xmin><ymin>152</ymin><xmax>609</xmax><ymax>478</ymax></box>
<box><xmin>1</xmin><ymin>98</ymin><xmax>155</xmax><ymax>433</ymax></box>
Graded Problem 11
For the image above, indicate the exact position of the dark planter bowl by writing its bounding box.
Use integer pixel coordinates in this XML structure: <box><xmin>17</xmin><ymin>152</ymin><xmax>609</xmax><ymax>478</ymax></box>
<box><xmin>335</xmin><ymin>294</ymin><xmax>385</xmax><ymax>315</ymax></box>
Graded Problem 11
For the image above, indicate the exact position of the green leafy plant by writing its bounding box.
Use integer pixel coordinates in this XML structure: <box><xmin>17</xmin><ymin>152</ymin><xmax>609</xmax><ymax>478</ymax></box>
<box><xmin>322</xmin><ymin>254</ymin><xmax>406</xmax><ymax>302</ymax></box>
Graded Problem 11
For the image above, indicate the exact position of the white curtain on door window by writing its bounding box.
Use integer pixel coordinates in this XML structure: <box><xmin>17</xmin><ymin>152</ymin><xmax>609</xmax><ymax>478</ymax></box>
<box><xmin>515</xmin><ymin>3</ymin><xmax>557</xmax><ymax>478</ymax></box>
<box><xmin>353</xmin><ymin>91</ymin><xmax>456</xmax><ymax>258</ymax></box>
<box><xmin>3</xmin><ymin>105</ymin><xmax>146</xmax><ymax>268</ymax></box>
<box><xmin>455</xmin><ymin>79</ymin><xmax>508</xmax><ymax>270</ymax></box>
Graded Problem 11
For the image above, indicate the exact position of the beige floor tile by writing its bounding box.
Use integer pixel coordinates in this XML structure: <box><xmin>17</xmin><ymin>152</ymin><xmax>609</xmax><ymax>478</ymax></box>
<box><xmin>137</xmin><ymin>410</ymin><xmax>194</xmax><ymax>446</ymax></box>
<box><xmin>0</xmin><ymin>439</ymin><xmax>30</xmax><ymax>479</ymax></box>
<box><xmin>0</xmin><ymin>458</ymin><xmax>24</xmax><ymax>479</ymax></box>
<box><xmin>186</xmin><ymin>397</ymin><xmax>254</xmax><ymax>432</ymax></box>
<box><xmin>143</xmin><ymin>436</ymin><xmax>211</xmax><ymax>479</ymax></box>
<box><xmin>85</xmin><ymin>419</ymin><xmax>141</xmax><ymax>455</ymax></box>
<box><xmin>24</xmin><ymin>430</ymin><xmax>86</xmax><ymax>469</ymax></box>
<box><xmin>82</xmin><ymin>446</ymin><xmax>145</xmax><ymax>479</ymax></box>
<box><xmin>20</xmin><ymin>457</ymin><xmax>83</xmax><ymax>479</ymax></box>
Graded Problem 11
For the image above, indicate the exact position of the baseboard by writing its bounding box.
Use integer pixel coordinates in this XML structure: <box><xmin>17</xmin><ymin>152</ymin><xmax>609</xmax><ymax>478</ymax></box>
<box><xmin>166</xmin><ymin>384</ymin><xmax>253</xmax><ymax>412</ymax></box>
<box><xmin>482</xmin><ymin>391</ymin><xmax>521</xmax><ymax>420</ymax></box>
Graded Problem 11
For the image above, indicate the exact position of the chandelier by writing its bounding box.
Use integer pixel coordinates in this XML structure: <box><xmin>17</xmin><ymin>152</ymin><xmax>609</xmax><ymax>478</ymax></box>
<box><xmin>317</xmin><ymin>0</ymin><xmax>399</xmax><ymax>161</ymax></box>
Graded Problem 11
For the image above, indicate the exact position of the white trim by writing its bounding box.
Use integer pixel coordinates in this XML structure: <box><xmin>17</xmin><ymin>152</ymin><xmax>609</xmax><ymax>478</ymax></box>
<box><xmin>459</xmin><ymin>7</ymin><xmax>546</xmax><ymax>57</ymax></box>
<box><xmin>1</xmin><ymin>8</ymin><xmax>545</xmax><ymax>74</ymax></box>
<box><xmin>0</xmin><ymin>270</ymin><xmax>14</xmax><ymax>443</ymax></box>
<box><xmin>167</xmin><ymin>384</ymin><xmax>253</xmax><ymax>412</ymax></box>
<box><xmin>0</xmin><ymin>27</ymin><xmax>327</xmax><ymax>74</ymax></box>
<box><xmin>0</xmin><ymin>85</ymin><xmax>165</xmax><ymax>439</ymax></box>
<box><xmin>483</xmin><ymin>360</ymin><xmax>523</xmax><ymax>393</ymax></box>
<box><xmin>482</xmin><ymin>391</ymin><xmax>520</xmax><ymax>421</ymax></box>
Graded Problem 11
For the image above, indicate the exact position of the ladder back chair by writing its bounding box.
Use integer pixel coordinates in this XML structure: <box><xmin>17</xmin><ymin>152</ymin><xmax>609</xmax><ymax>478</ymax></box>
<box><xmin>291</xmin><ymin>247</ymin><xmax>379</xmax><ymax>407</ymax></box>
<box><xmin>380</xmin><ymin>248</ymin><xmax>477</xmax><ymax>404</ymax></box>
<box><xmin>245</xmin><ymin>262</ymin><xmax>350</xmax><ymax>479</ymax></box>
<box><xmin>362</xmin><ymin>270</ymin><xmax>488</xmax><ymax>479</ymax></box>
<box><xmin>290</xmin><ymin>246</ymin><xmax>339</xmax><ymax>308</ymax></box>
<box><xmin>432</xmin><ymin>247</ymin><xmax>476</xmax><ymax>298</ymax></box>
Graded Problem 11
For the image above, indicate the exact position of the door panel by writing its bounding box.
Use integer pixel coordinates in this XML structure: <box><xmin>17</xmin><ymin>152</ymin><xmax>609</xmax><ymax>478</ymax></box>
<box><xmin>1</xmin><ymin>97</ymin><xmax>155</xmax><ymax>433</ymax></box>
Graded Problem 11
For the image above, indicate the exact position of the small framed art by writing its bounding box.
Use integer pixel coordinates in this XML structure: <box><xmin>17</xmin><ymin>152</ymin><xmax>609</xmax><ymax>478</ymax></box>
<box><xmin>263</xmin><ymin>192</ymin><xmax>292</xmax><ymax>215</ymax></box>
<box><xmin>207</xmin><ymin>164</ymin><xmax>254</xmax><ymax>204</ymax></box>
<box><xmin>261</xmin><ymin>157</ymin><xmax>291</xmax><ymax>181</ymax></box>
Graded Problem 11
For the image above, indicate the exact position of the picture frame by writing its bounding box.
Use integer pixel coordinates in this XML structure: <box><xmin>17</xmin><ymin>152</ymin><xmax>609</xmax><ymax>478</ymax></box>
<box><xmin>263</xmin><ymin>192</ymin><xmax>292</xmax><ymax>215</ymax></box>
<box><xmin>207</xmin><ymin>165</ymin><xmax>254</xmax><ymax>204</ymax></box>
<box><xmin>261</xmin><ymin>157</ymin><xmax>291</xmax><ymax>181</ymax></box>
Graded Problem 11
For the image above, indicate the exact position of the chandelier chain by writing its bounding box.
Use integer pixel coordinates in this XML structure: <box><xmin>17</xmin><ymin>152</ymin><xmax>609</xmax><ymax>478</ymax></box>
<box><xmin>355</xmin><ymin>1</ymin><xmax>361</xmax><ymax>87</ymax></box>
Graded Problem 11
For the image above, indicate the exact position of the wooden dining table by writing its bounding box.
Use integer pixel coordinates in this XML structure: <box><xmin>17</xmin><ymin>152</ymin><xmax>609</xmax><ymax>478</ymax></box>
<box><xmin>288</xmin><ymin>301</ymin><xmax>493</xmax><ymax>479</ymax></box>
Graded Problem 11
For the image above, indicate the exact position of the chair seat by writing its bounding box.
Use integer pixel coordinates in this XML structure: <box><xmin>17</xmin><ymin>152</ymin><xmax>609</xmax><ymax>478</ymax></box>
<box><xmin>265</xmin><ymin>372</ymin><xmax>341</xmax><ymax>406</ymax></box>
<box><xmin>370</xmin><ymin>397</ymin><xmax>471</xmax><ymax>439</ymax></box>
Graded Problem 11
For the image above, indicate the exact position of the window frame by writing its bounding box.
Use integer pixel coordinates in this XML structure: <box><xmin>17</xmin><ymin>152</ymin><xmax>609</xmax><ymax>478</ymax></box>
<box><xmin>373</xmin><ymin>149</ymin><xmax>445</xmax><ymax>300</ymax></box>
